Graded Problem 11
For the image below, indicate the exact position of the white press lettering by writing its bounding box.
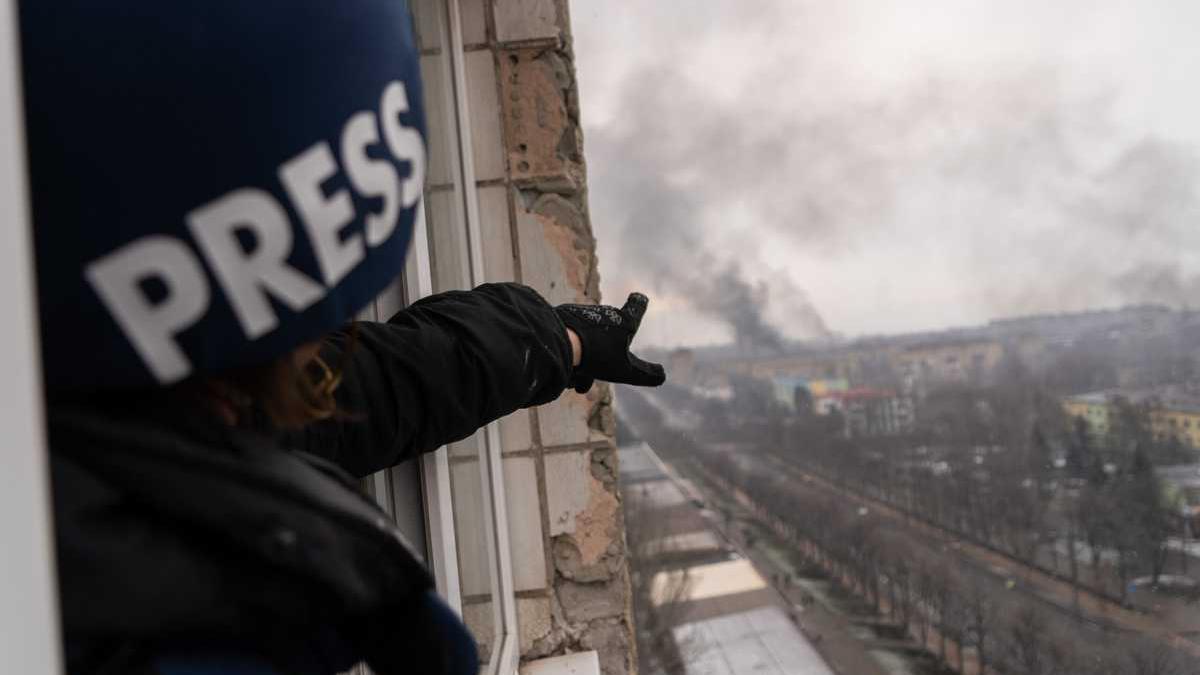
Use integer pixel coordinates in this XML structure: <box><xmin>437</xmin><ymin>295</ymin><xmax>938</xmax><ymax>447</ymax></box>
<box><xmin>279</xmin><ymin>142</ymin><xmax>364</xmax><ymax>286</ymax></box>
<box><xmin>342</xmin><ymin>110</ymin><xmax>402</xmax><ymax>247</ymax></box>
<box><xmin>186</xmin><ymin>188</ymin><xmax>325</xmax><ymax>338</ymax></box>
<box><xmin>379</xmin><ymin>81</ymin><xmax>426</xmax><ymax>210</ymax></box>
<box><xmin>85</xmin><ymin>235</ymin><xmax>210</xmax><ymax>384</ymax></box>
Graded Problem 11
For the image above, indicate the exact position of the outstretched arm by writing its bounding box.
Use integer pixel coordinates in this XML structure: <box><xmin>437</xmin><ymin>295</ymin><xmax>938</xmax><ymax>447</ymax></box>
<box><xmin>296</xmin><ymin>283</ymin><xmax>665</xmax><ymax>477</ymax></box>
<box><xmin>297</xmin><ymin>283</ymin><xmax>575</xmax><ymax>477</ymax></box>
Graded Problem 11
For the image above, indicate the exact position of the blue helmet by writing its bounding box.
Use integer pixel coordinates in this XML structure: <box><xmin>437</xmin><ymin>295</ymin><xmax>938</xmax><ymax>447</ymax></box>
<box><xmin>23</xmin><ymin>2</ymin><xmax>426</xmax><ymax>390</ymax></box>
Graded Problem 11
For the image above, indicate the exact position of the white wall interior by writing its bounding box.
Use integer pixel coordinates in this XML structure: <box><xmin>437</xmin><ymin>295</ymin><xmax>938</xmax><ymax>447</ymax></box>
<box><xmin>0</xmin><ymin>0</ymin><xmax>63</xmax><ymax>672</ymax></box>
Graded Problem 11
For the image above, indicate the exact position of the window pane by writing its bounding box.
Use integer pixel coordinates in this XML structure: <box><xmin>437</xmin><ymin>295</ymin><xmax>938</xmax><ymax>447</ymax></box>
<box><xmin>358</xmin><ymin>279</ymin><xmax>428</xmax><ymax>563</ymax></box>
<box><xmin>409</xmin><ymin>1</ymin><xmax>511</xmax><ymax>671</ymax></box>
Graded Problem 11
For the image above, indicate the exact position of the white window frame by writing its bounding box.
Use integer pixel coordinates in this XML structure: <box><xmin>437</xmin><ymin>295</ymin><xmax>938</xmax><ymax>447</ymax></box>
<box><xmin>0</xmin><ymin>0</ymin><xmax>62</xmax><ymax>671</ymax></box>
<box><xmin>407</xmin><ymin>203</ymin><xmax>466</xmax><ymax>612</ymax></box>
<box><xmin>417</xmin><ymin>1</ymin><xmax>521</xmax><ymax>671</ymax></box>
<box><xmin>369</xmin><ymin>2</ymin><xmax>520</xmax><ymax>672</ymax></box>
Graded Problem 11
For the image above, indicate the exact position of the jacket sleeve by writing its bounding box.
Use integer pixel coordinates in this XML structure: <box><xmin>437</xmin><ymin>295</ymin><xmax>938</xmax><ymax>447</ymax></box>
<box><xmin>294</xmin><ymin>283</ymin><xmax>574</xmax><ymax>477</ymax></box>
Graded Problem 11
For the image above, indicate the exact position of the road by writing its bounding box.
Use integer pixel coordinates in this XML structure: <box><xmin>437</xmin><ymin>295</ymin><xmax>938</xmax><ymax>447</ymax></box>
<box><xmin>673</xmin><ymin>459</ymin><xmax>904</xmax><ymax>675</ymax></box>
<box><xmin>742</xmin><ymin>446</ymin><xmax>1200</xmax><ymax>659</ymax></box>
<box><xmin>621</xmin><ymin>387</ymin><xmax>1200</xmax><ymax>666</ymax></box>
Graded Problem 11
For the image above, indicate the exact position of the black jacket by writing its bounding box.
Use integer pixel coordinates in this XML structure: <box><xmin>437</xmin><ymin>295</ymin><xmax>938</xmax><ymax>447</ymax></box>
<box><xmin>50</xmin><ymin>283</ymin><xmax>575</xmax><ymax>674</ymax></box>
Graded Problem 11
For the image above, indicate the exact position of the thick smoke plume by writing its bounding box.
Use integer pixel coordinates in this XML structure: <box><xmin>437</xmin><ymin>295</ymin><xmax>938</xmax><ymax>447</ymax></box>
<box><xmin>577</xmin><ymin>1</ymin><xmax>1200</xmax><ymax>340</ymax></box>
<box><xmin>700</xmin><ymin>265</ymin><xmax>785</xmax><ymax>354</ymax></box>
<box><xmin>586</xmin><ymin>67</ymin><xmax>834</xmax><ymax>349</ymax></box>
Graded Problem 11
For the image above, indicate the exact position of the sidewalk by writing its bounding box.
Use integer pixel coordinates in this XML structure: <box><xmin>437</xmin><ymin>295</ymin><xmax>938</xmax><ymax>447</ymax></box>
<box><xmin>690</xmin><ymin>454</ymin><xmax>990</xmax><ymax>675</ymax></box>
<box><xmin>620</xmin><ymin>442</ymin><xmax>837</xmax><ymax>675</ymax></box>
<box><xmin>677</xmin><ymin>457</ymin><xmax>898</xmax><ymax>675</ymax></box>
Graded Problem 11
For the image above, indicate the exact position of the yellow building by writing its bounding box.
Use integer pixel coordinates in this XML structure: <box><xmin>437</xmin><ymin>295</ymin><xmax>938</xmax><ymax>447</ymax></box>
<box><xmin>1149</xmin><ymin>404</ymin><xmax>1200</xmax><ymax>448</ymax></box>
<box><xmin>1062</xmin><ymin>392</ymin><xmax>1111</xmax><ymax>438</ymax></box>
<box><xmin>892</xmin><ymin>339</ymin><xmax>1005</xmax><ymax>386</ymax></box>
<box><xmin>1063</xmin><ymin>389</ymin><xmax>1200</xmax><ymax>449</ymax></box>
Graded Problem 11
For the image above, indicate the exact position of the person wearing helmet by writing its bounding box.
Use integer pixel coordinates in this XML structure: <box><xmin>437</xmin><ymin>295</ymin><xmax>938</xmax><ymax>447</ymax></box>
<box><xmin>21</xmin><ymin>3</ymin><xmax>665</xmax><ymax>674</ymax></box>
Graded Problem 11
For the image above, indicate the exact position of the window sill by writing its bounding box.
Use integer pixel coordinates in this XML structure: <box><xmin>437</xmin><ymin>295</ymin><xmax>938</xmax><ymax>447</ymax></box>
<box><xmin>518</xmin><ymin>651</ymin><xmax>601</xmax><ymax>675</ymax></box>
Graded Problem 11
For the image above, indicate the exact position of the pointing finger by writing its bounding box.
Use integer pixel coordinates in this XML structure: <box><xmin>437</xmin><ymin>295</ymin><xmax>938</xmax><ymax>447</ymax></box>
<box><xmin>622</xmin><ymin>292</ymin><xmax>649</xmax><ymax>332</ymax></box>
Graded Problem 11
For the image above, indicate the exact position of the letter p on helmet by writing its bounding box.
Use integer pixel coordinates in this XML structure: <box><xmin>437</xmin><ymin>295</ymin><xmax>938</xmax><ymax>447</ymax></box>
<box><xmin>84</xmin><ymin>235</ymin><xmax>211</xmax><ymax>383</ymax></box>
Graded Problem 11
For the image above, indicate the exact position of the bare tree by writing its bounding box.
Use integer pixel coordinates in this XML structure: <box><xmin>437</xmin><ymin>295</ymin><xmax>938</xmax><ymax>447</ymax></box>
<box><xmin>962</xmin><ymin>575</ymin><xmax>997</xmax><ymax>675</ymax></box>
<box><xmin>1002</xmin><ymin>604</ymin><xmax>1046</xmax><ymax>675</ymax></box>
<box><xmin>911</xmin><ymin>561</ymin><xmax>934</xmax><ymax>649</ymax></box>
<box><xmin>1128</xmin><ymin>446</ymin><xmax>1173</xmax><ymax>587</ymax></box>
<box><xmin>1125</xmin><ymin>637</ymin><xmax>1191</xmax><ymax>675</ymax></box>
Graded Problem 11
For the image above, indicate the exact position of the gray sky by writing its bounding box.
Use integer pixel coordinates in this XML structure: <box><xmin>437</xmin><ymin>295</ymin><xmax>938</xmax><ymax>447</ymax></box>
<box><xmin>571</xmin><ymin>1</ymin><xmax>1200</xmax><ymax>347</ymax></box>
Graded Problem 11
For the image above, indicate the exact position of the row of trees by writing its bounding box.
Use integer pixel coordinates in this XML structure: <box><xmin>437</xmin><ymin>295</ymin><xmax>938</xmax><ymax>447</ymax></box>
<box><xmin>700</xmin><ymin>448</ymin><xmax>1195</xmax><ymax>675</ymax></box>
<box><xmin>636</xmin><ymin>366</ymin><xmax>1193</xmax><ymax>614</ymax></box>
<box><xmin>770</xmin><ymin>370</ymin><xmax>1185</xmax><ymax>604</ymax></box>
<box><xmin>617</xmin><ymin>385</ymin><xmax>1198</xmax><ymax>673</ymax></box>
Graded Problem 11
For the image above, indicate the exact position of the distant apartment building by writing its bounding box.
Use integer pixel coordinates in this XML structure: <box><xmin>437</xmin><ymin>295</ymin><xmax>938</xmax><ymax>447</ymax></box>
<box><xmin>723</xmin><ymin>352</ymin><xmax>857</xmax><ymax>382</ymax></box>
<box><xmin>768</xmin><ymin>375</ymin><xmax>848</xmax><ymax>412</ymax></box>
<box><xmin>1147</xmin><ymin>391</ymin><xmax>1200</xmax><ymax>448</ymax></box>
<box><xmin>1062</xmin><ymin>392</ymin><xmax>1112</xmax><ymax>438</ymax></box>
<box><xmin>820</xmin><ymin>388</ymin><xmax>916</xmax><ymax>438</ymax></box>
<box><xmin>1063</xmin><ymin>387</ymin><xmax>1200</xmax><ymax>449</ymax></box>
<box><xmin>709</xmin><ymin>303</ymin><xmax>1196</xmax><ymax>403</ymax></box>
<box><xmin>718</xmin><ymin>337</ymin><xmax>1005</xmax><ymax>400</ymax></box>
<box><xmin>892</xmin><ymin>338</ymin><xmax>1005</xmax><ymax>392</ymax></box>
<box><xmin>988</xmin><ymin>304</ymin><xmax>1178</xmax><ymax>344</ymax></box>
<box><xmin>762</xmin><ymin>375</ymin><xmax>912</xmax><ymax>437</ymax></box>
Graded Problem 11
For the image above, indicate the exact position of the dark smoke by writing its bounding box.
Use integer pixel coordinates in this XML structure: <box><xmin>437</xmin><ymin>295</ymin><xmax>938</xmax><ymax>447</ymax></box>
<box><xmin>699</xmin><ymin>265</ymin><xmax>785</xmax><ymax>354</ymax></box>
<box><xmin>1082</xmin><ymin>140</ymin><xmax>1200</xmax><ymax>308</ymax></box>
<box><xmin>1114</xmin><ymin>263</ymin><xmax>1200</xmax><ymax>309</ymax></box>
<box><xmin>579</xmin><ymin>2</ymin><xmax>1200</xmax><ymax>339</ymax></box>
<box><xmin>587</xmin><ymin>67</ymin><xmax>834</xmax><ymax>347</ymax></box>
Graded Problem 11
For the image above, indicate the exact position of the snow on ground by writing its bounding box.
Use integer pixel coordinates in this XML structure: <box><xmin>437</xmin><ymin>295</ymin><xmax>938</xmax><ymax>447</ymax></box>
<box><xmin>674</xmin><ymin>606</ymin><xmax>836</xmax><ymax>675</ymax></box>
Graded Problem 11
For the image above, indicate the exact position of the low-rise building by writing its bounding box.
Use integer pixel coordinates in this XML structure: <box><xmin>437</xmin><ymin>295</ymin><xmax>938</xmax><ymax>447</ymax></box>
<box><xmin>1063</xmin><ymin>391</ymin><xmax>1111</xmax><ymax>438</ymax></box>
<box><xmin>819</xmin><ymin>388</ymin><xmax>915</xmax><ymax>437</ymax></box>
<box><xmin>1155</xmin><ymin>464</ymin><xmax>1200</xmax><ymax>536</ymax></box>
<box><xmin>768</xmin><ymin>375</ymin><xmax>848</xmax><ymax>412</ymax></box>
<box><xmin>1063</xmin><ymin>387</ymin><xmax>1200</xmax><ymax>449</ymax></box>
<box><xmin>892</xmin><ymin>337</ymin><xmax>1005</xmax><ymax>391</ymax></box>
<box><xmin>1147</xmin><ymin>394</ymin><xmax>1200</xmax><ymax>448</ymax></box>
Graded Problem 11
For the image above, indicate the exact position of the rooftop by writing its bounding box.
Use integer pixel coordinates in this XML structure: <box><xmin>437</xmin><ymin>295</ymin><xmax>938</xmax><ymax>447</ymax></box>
<box><xmin>673</xmin><ymin>607</ymin><xmax>834</xmax><ymax>675</ymax></box>
<box><xmin>619</xmin><ymin>442</ymin><xmax>834</xmax><ymax>675</ymax></box>
<box><xmin>1065</xmin><ymin>386</ymin><xmax>1200</xmax><ymax>413</ymax></box>
<box><xmin>1157</xmin><ymin>464</ymin><xmax>1200</xmax><ymax>490</ymax></box>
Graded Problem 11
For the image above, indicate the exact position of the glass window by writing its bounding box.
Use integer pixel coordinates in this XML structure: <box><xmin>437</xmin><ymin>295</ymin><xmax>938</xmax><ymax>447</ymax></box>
<box><xmin>0</xmin><ymin>0</ymin><xmax>60</xmax><ymax>664</ymax></box>
<box><xmin>357</xmin><ymin>274</ymin><xmax>427</xmax><ymax>563</ymax></box>
<box><xmin>351</xmin><ymin>1</ymin><xmax>518</xmax><ymax>673</ymax></box>
<box><xmin>409</xmin><ymin>1</ymin><xmax>519</xmax><ymax>672</ymax></box>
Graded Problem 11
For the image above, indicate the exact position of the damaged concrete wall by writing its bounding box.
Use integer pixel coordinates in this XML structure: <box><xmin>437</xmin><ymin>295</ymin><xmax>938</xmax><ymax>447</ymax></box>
<box><xmin>459</xmin><ymin>0</ymin><xmax>636</xmax><ymax>673</ymax></box>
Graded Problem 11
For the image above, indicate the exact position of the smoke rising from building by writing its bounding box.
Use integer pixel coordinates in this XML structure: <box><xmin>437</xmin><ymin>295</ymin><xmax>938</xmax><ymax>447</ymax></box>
<box><xmin>700</xmin><ymin>265</ymin><xmax>785</xmax><ymax>354</ymax></box>
<box><xmin>585</xmin><ymin>66</ymin><xmax>835</xmax><ymax>348</ymax></box>
<box><xmin>575</xmin><ymin>1</ymin><xmax>1200</xmax><ymax>343</ymax></box>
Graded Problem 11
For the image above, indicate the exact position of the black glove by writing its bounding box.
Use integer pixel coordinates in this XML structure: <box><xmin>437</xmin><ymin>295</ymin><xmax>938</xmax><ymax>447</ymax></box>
<box><xmin>555</xmin><ymin>293</ymin><xmax>667</xmax><ymax>394</ymax></box>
